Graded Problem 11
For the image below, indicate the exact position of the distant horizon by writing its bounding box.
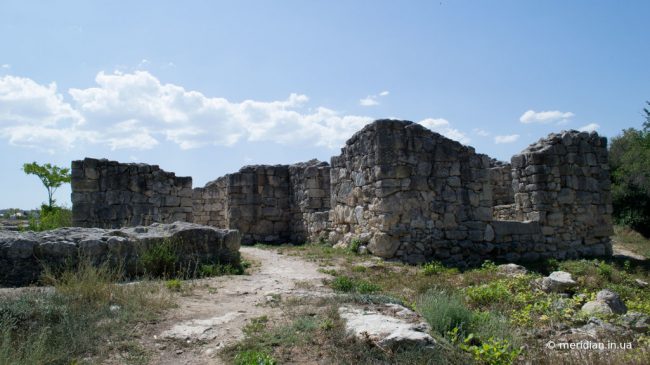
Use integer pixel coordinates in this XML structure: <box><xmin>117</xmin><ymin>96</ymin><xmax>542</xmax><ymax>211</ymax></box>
<box><xmin>2</xmin><ymin>0</ymin><xmax>649</xmax><ymax>209</ymax></box>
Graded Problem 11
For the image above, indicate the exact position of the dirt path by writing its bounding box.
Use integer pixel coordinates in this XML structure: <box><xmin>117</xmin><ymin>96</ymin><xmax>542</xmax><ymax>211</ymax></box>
<box><xmin>141</xmin><ymin>247</ymin><xmax>332</xmax><ymax>365</ymax></box>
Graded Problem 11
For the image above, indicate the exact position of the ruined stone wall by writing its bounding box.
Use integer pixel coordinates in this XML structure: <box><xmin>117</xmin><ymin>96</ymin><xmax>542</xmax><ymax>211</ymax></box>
<box><xmin>192</xmin><ymin>177</ymin><xmax>228</xmax><ymax>227</ymax></box>
<box><xmin>222</xmin><ymin>165</ymin><xmax>292</xmax><ymax>244</ymax></box>
<box><xmin>71</xmin><ymin>158</ymin><xmax>193</xmax><ymax>228</ymax></box>
<box><xmin>190</xmin><ymin>160</ymin><xmax>331</xmax><ymax>244</ymax></box>
<box><xmin>510</xmin><ymin>131</ymin><xmax>613</xmax><ymax>259</ymax></box>
<box><xmin>70</xmin><ymin>121</ymin><xmax>614</xmax><ymax>266</ymax></box>
<box><xmin>490</xmin><ymin>161</ymin><xmax>514</xmax><ymax>206</ymax></box>
<box><xmin>288</xmin><ymin>160</ymin><xmax>331</xmax><ymax>243</ymax></box>
<box><xmin>329</xmin><ymin>120</ymin><xmax>494</xmax><ymax>265</ymax></box>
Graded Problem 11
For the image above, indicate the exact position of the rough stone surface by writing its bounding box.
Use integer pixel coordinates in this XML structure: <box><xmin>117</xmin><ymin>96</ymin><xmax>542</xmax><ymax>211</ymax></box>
<box><xmin>497</xmin><ymin>263</ymin><xmax>528</xmax><ymax>277</ymax></box>
<box><xmin>582</xmin><ymin>289</ymin><xmax>627</xmax><ymax>315</ymax></box>
<box><xmin>72</xmin><ymin>158</ymin><xmax>193</xmax><ymax>228</ymax></box>
<box><xmin>338</xmin><ymin>304</ymin><xmax>435</xmax><ymax>350</ymax></box>
<box><xmin>0</xmin><ymin>222</ymin><xmax>240</xmax><ymax>287</ymax></box>
<box><xmin>70</xmin><ymin>120</ymin><xmax>614</xmax><ymax>266</ymax></box>
<box><xmin>540</xmin><ymin>271</ymin><xmax>577</xmax><ymax>293</ymax></box>
<box><xmin>192</xmin><ymin>160</ymin><xmax>330</xmax><ymax>244</ymax></box>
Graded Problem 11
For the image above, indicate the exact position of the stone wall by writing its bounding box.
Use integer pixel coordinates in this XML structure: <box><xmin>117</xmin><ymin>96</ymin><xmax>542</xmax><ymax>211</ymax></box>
<box><xmin>192</xmin><ymin>177</ymin><xmax>228</xmax><ymax>227</ymax></box>
<box><xmin>288</xmin><ymin>160</ymin><xmax>331</xmax><ymax>243</ymax></box>
<box><xmin>70</xmin><ymin>120</ymin><xmax>613</xmax><ymax>266</ymax></box>
<box><xmin>0</xmin><ymin>222</ymin><xmax>240</xmax><ymax>287</ymax></box>
<box><xmin>509</xmin><ymin>130</ymin><xmax>613</xmax><ymax>259</ymax></box>
<box><xmin>72</xmin><ymin>158</ymin><xmax>193</xmax><ymax>228</ymax></box>
<box><xmin>191</xmin><ymin>160</ymin><xmax>331</xmax><ymax>245</ymax></box>
<box><xmin>490</xmin><ymin>160</ymin><xmax>514</xmax><ymax>206</ymax></box>
<box><xmin>329</xmin><ymin>120</ymin><xmax>494</xmax><ymax>265</ymax></box>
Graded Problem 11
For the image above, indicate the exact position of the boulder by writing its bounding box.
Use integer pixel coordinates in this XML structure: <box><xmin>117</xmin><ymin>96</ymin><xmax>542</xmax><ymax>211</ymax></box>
<box><xmin>368</xmin><ymin>233</ymin><xmax>400</xmax><ymax>258</ymax></box>
<box><xmin>581</xmin><ymin>289</ymin><xmax>627</xmax><ymax>315</ymax></box>
<box><xmin>539</xmin><ymin>271</ymin><xmax>577</xmax><ymax>293</ymax></box>
<box><xmin>339</xmin><ymin>304</ymin><xmax>435</xmax><ymax>350</ymax></box>
<box><xmin>497</xmin><ymin>263</ymin><xmax>528</xmax><ymax>277</ymax></box>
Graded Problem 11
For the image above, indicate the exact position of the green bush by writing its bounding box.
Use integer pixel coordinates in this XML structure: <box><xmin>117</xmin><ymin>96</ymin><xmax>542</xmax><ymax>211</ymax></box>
<box><xmin>330</xmin><ymin>276</ymin><xmax>382</xmax><ymax>294</ymax></box>
<box><xmin>449</xmin><ymin>328</ymin><xmax>522</xmax><ymax>365</ymax></box>
<box><xmin>466</xmin><ymin>281</ymin><xmax>510</xmax><ymax>306</ymax></box>
<box><xmin>418</xmin><ymin>289</ymin><xmax>475</xmax><ymax>336</ymax></box>
<box><xmin>165</xmin><ymin>279</ymin><xmax>182</xmax><ymax>291</ymax></box>
<box><xmin>26</xmin><ymin>205</ymin><xmax>72</xmax><ymax>231</ymax></box>
<box><xmin>331</xmin><ymin>276</ymin><xmax>355</xmax><ymax>292</ymax></box>
<box><xmin>347</xmin><ymin>238</ymin><xmax>362</xmax><ymax>254</ymax></box>
<box><xmin>139</xmin><ymin>239</ymin><xmax>180</xmax><ymax>278</ymax></box>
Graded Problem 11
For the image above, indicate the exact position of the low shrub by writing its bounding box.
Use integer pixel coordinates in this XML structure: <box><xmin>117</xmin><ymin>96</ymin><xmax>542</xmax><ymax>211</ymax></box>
<box><xmin>165</xmin><ymin>279</ymin><xmax>182</xmax><ymax>291</ymax></box>
<box><xmin>139</xmin><ymin>239</ymin><xmax>180</xmax><ymax>278</ymax></box>
<box><xmin>418</xmin><ymin>289</ymin><xmax>475</xmax><ymax>337</ymax></box>
<box><xmin>26</xmin><ymin>205</ymin><xmax>72</xmax><ymax>231</ymax></box>
<box><xmin>330</xmin><ymin>276</ymin><xmax>382</xmax><ymax>294</ymax></box>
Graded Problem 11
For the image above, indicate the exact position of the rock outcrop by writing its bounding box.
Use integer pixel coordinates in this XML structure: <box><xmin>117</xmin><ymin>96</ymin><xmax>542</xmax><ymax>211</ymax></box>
<box><xmin>0</xmin><ymin>222</ymin><xmax>240</xmax><ymax>287</ymax></box>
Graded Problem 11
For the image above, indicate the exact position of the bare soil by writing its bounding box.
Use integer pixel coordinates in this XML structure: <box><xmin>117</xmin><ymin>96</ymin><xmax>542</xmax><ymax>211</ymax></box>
<box><xmin>140</xmin><ymin>246</ymin><xmax>333</xmax><ymax>365</ymax></box>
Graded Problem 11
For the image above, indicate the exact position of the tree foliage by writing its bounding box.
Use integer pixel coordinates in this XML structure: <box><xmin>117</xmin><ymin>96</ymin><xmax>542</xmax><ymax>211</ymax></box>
<box><xmin>610</xmin><ymin>103</ymin><xmax>650</xmax><ymax>236</ymax></box>
<box><xmin>22</xmin><ymin>162</ymin><xmax>71</xmax><ymax>209</ymax></box>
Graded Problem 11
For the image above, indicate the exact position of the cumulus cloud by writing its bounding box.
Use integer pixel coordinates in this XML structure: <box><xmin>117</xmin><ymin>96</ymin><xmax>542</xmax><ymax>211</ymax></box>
<box><xmin>578</xmin><ymin>123</ymin><xmax>600</xmax><ymax>132</ymax></box>
<box><xmin>1</xmin><ymin>64</ymin><xmax>10</xmax><ymax>69</ymax></box>
<box><xmin>0</xmin><ymin>75</ymin><xmax>89</xmax><ymax>151</ymax></box>
<box><xmin>0</xmin><ymin>71</ymin><xmax>375</xmax><ymax>151</ymax></box>
<box><xmin>520</xmin><ymin>109</ymin><xmax>574</xmax><ymax>124</ymax></box>
<box><xmin>418</xmin><ymin>118</ymin><xmax>470</xmax><ymax>144</ymax></box>
<box><xmin>494</xmin><ymin>134</ymin><xmax>520</xmax><ymax>144</ymax></box>
<box><xmin>359</xmin><ymin>90</ymin><xmax>390</xmax><ymax>107</ymax></box>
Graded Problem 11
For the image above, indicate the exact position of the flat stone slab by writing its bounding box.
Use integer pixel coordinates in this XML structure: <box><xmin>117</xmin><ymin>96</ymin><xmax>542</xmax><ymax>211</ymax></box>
<box><xmin>0</xmin><ymin>221</ymin><xmax>240</xmax><ymax>287</ymax></box>
<box><xmin>161</xmin><ymin>312</ymin><xmax>243</xmax><ymax>342</ymax></box>
<box><xmin>339</xmin><ymin>304</ymin><xmax>435</xmax><ymax>350</ymax></box>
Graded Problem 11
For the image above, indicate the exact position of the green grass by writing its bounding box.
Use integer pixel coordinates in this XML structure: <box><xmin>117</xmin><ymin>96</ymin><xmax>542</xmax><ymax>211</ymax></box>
<box><xmin>329</xmin><ymin>275</ymin><xmax>381</xmax><ymax>294</ymax></box>
<box><xmin>0</xmin><ymin>261</ymin><xmax>173</xmax><ymax>364</ymax></box>
<box><xmin>266</xmin><ymin>236</ymin><xmax>650</xmax><ymax>365</ymax></box>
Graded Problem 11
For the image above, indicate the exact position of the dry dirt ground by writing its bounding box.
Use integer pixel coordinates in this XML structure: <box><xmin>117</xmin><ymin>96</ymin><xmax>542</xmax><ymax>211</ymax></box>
<box><xmin>139</xmin><ymin>246</ymin><xmax>334</xmax><ymax>365</ymax></box>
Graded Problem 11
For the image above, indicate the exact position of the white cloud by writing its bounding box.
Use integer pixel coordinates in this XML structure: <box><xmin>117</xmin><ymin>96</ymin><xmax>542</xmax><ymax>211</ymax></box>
<box><xmin>418</xmin><ymin>118</ymin><xmax>470</xmax><ymax>144</ymax></box>
<box><xmin>359</xmin><ymin>96</ymin><xmax>379</xmax><ymax>106</ymax></box>
<box><xmin>494</xmin><ymin>134</ymin><xmax>520</xmax><ymax>144</ymax></box>
<box><xmin>0</xmin><ymin>70</ymin><xmax>375</xmax><ymax>151</ymax></box>
<box><xmin>473</xmin><ymin>128</ymin><xmax>490</xmax><ymax>137</ymax></box>
<box><xmin>359</xmin><ymin>90</ymin><xmax>390</xmax><ymax>107</ymax></box>
<box><xmin>1</xmin><ymin>64</ymin><xmax>10</xmax><ymax>69</ymax></box>
<box><xmin>0</xmin><ymin>75</ymin><xmax>89</xmax><ymax>151</ymax></box>
<box><xmin>578</xmin><ymin>123</ymin><xmax>600</xmax><ymax>132</ymax></box>
<box><xmin>520</xmin><ymin>110</ymin><xmax>574</xmax><ymax>124</ymax></box>
<box><xmin>137</xmin><ymin>59</ymin><xmax>150</xmax><ymax>69</ymax></box>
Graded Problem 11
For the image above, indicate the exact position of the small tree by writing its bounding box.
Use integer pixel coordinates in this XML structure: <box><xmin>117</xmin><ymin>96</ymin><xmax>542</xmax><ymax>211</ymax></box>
<box><xmin>22</xmin><ymin>162</ymin><xmax>71</xmax><ymax>209</ymax></box>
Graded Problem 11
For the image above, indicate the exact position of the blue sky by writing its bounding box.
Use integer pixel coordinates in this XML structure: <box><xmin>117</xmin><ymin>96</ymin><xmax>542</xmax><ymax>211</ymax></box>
<box><xmin>1</xmin><ymin>0</ymin><xmax>649</xmax><ymax>209</ymax></box>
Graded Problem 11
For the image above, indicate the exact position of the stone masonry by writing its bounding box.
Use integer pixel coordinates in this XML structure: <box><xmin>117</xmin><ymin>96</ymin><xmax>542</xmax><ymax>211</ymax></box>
<box><xmin>192</xmin><ymin>160</ymin><xmax>331</xmax><ymax>244</ymax></box>
<box><xmin>70</xmin><ymin>119</ymin><xmax>613</xmax><ymax>266</ymax></box>
<box><xmin>72</xmin><ymin>158</ymin><xmax>193</xmax><ymax>228</ymax></box>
